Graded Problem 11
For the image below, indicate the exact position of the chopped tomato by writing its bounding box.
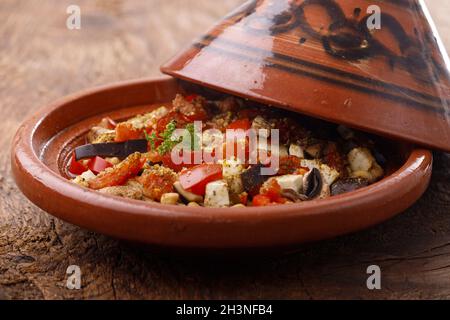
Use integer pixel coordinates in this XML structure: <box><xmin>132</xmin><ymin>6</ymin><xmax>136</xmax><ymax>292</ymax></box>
<box><xmin>259</xmin><ymin>179</ymin><xmax>288</xmax><ymax>204</ymax></box>
<box><xmin>161</xmin><ymin>150</ymin><xmax>202</xmax><ymax>172</ymax></box>
<box><xmin>68</xmin><ymin>152</ymin><xmax>88</xmax><ymax>175</ymax></box>
<box><xmin>225</xmin><ymin>119</ymin><xmax>251</xmax><ymax>142</ymax></box>
<box><xmin>115</xmin><ymin>122</ymin><xmax>143</xmax><ymax>142</ymax></box>
<box><xmin>156</xmin><ymin>111</ymin><xmax>190</xmax><ymax>132</ymax></box>
<box><xmin>139</xmin><ymin>168</ymin><xmax>177</xmax><ymax>201</ymax></box>
<box><xmin>179</xmin><ymin>164</ymin><xmax>223</xmax><ymax>196</ymax></box>
<box><xmin>252</xmin><ymin>194</ymin><xmax>271</xmax><ymax>207</ymax></box>
<box><xmin>239</xmin><ymin>192</ymin><xmax>248</xmax><ymax>205</ymax></box>
<box><xmin>274</xmin><ymin>196</ymin><xmax>288</xmax><ymax>204</ymax></box>
<box><xmin>89</xmin><ymin>153</ymin><xmax>143</xmax><ymax>190</ymax></box>
<box><xmin>277</xmin><ymin>155</ymin><xmax>303</xmax><ymax>175</ymax></box>
<box><xmin>260</xmin><ymin>179</ymin><xmax>281</xmax><ymax>201</ymax></box>
<box><xmin>185</xmin><ymin>94</ymin><xmax>198</xmax><ymax>102</ymax></box>
<box><xmin>87</xmin><ymin>156</ymin><xmax>113</xmax><ymax>175</ymax></box>
<box><xmin>226</xmin><ymin>118</ymin><xmax>251</xmax><ymax>131</ymax></box>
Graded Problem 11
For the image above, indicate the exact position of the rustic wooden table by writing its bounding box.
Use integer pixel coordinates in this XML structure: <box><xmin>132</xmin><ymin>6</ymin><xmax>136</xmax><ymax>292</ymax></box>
<box><xmin>1</xmin><ymin>0</ymin><xmax>449</xmax><ymax>300</ymax></box>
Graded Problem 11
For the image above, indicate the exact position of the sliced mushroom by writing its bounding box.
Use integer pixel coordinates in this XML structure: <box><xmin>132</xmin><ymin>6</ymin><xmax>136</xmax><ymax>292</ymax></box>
<box><xmin>280</xmin><ymin>189</ymin><xmax>309</xmax><ymax>202</ymax></box>
<box><xmin>330</xmin><ymin>178</ymin><xmax>369</xmax><ymax>196</ymax></box>
<box><xmin>173</xmin><ymin>181</ymin><xmax>203</xmax><ymax>203</ymax></box>
<box><xmin>304</xmin><ymin>168</ymin><xmax>323</xmax><ymax>199</ymax></box>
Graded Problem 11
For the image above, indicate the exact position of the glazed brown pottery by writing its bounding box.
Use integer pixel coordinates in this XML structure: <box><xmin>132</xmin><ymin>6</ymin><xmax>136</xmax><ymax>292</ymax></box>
<box><xmin>162</xmin><ymin>0</ymin><xmax>450</xmax><ymax>152</ymax></box>
<box><xmin>11</xmin><ymin>77</ymin><xmax>432</xmax><ymax>250</ymax></box>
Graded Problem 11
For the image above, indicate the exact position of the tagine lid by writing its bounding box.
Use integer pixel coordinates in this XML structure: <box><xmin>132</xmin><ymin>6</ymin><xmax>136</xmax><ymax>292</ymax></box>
<box><xmin>161</xmin><ymin>0</ymin><xmax>450</xmax><ymax>152</ymax></box>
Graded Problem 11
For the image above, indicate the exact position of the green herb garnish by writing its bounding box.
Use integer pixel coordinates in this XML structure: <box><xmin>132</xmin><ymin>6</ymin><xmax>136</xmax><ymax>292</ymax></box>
<box><xmin>185</xmin><ymin>123</ymin><xmax>200</xmax><ymax>151</ymax></box>
<box><xmin>157</xmin><ymin>120</ymin><xmax>181</xmax><ymax>155</ymax></box>
<box><xmin>145</xmin><ymin>120</ymin><xmax>181</xmax><ymax>155</ymax></box>
<box><xmin>144</xmin><ymin>131</ymin><xmax>157</xmax><ymax>151</ymax></box>
<box><xmin>145</xmin><ymin>121</ymin><xmax>201</xmax><ymax>155</ymax></box>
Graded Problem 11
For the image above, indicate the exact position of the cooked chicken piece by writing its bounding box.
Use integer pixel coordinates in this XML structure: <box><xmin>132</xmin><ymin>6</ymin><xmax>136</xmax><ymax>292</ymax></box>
<box><xmin>271</xmin><ymin>144</ymin><xmax>289</xmax><ymax>158</ymax></box>
<box><xmin>300</xmin><ymin>159</ymin><xmax>321</xmax><ymax>170</ymax></box>
<box><xmin>172</xmin><ymin>94</ymin><xmax>206</xmax><ymax>119</ymax></box>
<box><xmin>87</xmin><ymin>127</ymin><xmax>116</xmax><ymax>144</ymax></box>
<box><xmin>72</xmin><ymin>170</ymin><xmax>96</xmax><ymax>188</ymax></box>
<box><xmin>204</xmin><ymin>180</ymin><xmax>230</xmax><ymax>208</ymax></box>
<box><xmin>221</xmin><ymin>157</ymin><xmax>245</xmax><ymax>195</ymax></box>
<box><xmin>272</xmin><ymin>174</ymin><xmax>304</xmax><ymax>193</ymax></box>
<box><xmin>289</xmin><ymin>144</ymin><xmax>304</xmax><ymax>158</ymax></box>
<box><xmin>187</xmin><ymin>201</ymin><xmax>200</xmax><ymax>207</ymax></box>
<box><xmin>160</xmin><ymin>193</ymin><xmax>180</xmax><ymax>205</ymax></box>
<box><xmin>318</xmin><ymin>183</ymin><xmax>331</xmax><ymax>199</ymax></box>
<box><xmin>348</xmin><ymin>147</ymin><xmax>373</xmax><ymax>172</ymax></box>
<box><xmin>221</xmin><ymin>157</ymin><xmax>244</xmax><ymax>177</ymax></box>
<box><xmin>319</xmin><ymin>164</ymin><xmax>340</xmax><ymax>185</ymax></box>
<box><xmin>99</xmin><ymin>179</ymin><xmax>144</xmax><ymax>200</ymax></box>
<box><xmin>252</xmin><ymin>116</ymin><xmax>272</xmax><ymax>138</ymax></box>
<box><xmin>139</xmin><ymin>164</ymin><xmax>177</xmax><ymax>201</ymax></box>
<box><xmin>348</xmin><ymin>147</ymin><xmax>384</xmax><ymax>182</ymax></box>
<box><xmin>351</xmin><ymin>164</ymin><xmax>384</xmax><ymax>182</ymax></box>
<box><xmin>202</xmin><ymin>130</ymin><xmax>224</xmax><ymax>154</ymax></box>
<box><xmin>305</xmin><ymin>143</ymin><xmax>323</xmax><ymax>158</ymax></box>
<box><xmin>127</xmin><ymin>106</ymin><xmax>169</xmax><ymax>131</ymax></box>
<box><xmin>208</xmin><ymin>111</ymin><xmax>233</xmax><ymax>131</ymax></box>
<box><xmin>226</xmin><ymin>172</ymin><xmax>244</xmax><ymax>196</ymax></box>
<box><xmin>105</xmin><ymin>157</ymin><xmax>121</xmax><ymax>165</ymax></box>
<box><xmin>300</xmin><ymin>159</ymin><xmax>339</xmax><ymax>185</ymax></box>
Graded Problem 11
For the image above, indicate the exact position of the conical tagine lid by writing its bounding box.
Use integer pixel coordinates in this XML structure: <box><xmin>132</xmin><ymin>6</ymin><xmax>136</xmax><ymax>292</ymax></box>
<box><xmin>161</xmin><ymin>0</ymin><xmax>450</xmax><ymax>152</ymax></box>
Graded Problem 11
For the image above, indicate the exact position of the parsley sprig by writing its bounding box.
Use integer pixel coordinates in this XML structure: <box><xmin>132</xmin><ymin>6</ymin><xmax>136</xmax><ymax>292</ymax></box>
<box><xmin>185</xmin><ymin>123</ymin><xmax>200</xmax><ymax>151</ymax></box>
<box><xmin>145</xmin><ymin>121</ymin><xmax>200</xmax><ymax>155</ymax></box>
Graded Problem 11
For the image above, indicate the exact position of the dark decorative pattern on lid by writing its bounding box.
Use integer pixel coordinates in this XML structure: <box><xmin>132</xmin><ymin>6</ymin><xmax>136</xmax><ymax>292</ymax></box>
<box><xmin>162</xmin><ymin>0</ymin><xmax>450</xmax><ymax>152</ymax></box>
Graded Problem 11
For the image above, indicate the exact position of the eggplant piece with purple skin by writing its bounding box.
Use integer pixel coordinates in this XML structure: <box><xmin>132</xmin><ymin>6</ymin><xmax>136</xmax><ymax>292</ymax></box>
<box><xmin>74</xmin><ymin>139</ymin><xmax>148</xmax><ymax>161</ymax></box>
<box><xmin>241</xmin><ymin>164</ymin><xmax>272</xmax><ymax>195</ymax></box>
<box><xmin>331</xmin><ymin>178</ymin><xmax>369</xmax><ymax>196</ymax></box>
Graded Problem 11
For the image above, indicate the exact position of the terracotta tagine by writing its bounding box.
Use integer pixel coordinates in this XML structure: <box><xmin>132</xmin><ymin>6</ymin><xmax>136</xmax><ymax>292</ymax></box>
<box><xmin>10</xmin><ymin>0</ymin><xmax>448</xmax><ymax>252</ymax></box>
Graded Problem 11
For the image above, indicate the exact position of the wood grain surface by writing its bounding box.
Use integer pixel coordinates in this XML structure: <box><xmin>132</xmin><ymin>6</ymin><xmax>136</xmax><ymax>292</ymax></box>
<box><xmin>0</xmin><ymin>0</ymin><xmax>449</xmax><ymax>300</ymax></box>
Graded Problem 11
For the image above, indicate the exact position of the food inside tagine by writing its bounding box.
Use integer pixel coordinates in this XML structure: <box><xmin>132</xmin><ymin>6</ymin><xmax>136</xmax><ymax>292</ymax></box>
<box><xmin>68</xmin><ymin>94</ymin><xmax>385</xmax><ymax>207</ymax></box>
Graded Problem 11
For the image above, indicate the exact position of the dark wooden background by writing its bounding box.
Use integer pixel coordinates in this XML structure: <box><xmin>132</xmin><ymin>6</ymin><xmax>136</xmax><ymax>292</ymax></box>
<box><xmin>1</xmin><ymin>0</ymin><xmax>449</xmax><ymax>299</ymax></box>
